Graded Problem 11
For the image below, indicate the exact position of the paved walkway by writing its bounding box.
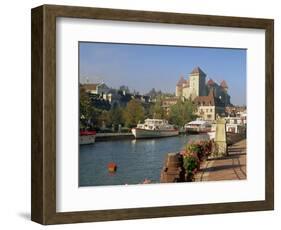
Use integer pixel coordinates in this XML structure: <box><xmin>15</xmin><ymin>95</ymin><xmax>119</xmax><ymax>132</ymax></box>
<box><xmin>194</xmin><ymin>139</ymin><xmax>247</xmax><ymax>182</ymax></box>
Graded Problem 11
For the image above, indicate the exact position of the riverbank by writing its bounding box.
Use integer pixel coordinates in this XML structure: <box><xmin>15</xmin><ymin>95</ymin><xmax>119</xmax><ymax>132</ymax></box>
<box><xmin>95</xmin><ymin>131</ymin><xmax>245</xmax><ymax>143</ymax></box>
<box><xmin>227</xmin><ymin>132</ymin><xmax>246</xmax><ymax>145</ymax></box>
<box><xmin>194</xmin><ymin>139</ymin><xmax>246</xmax><ymax>181</ymax></box>
<box><xmin>96</xmin><ymin>132</ymin><xmax>194</xmax><ymax>142</ymax></box>
<box><xmin>96</xmin><ymin>133</ymin><xmax>134</xmax><ymax>142</ymax></box>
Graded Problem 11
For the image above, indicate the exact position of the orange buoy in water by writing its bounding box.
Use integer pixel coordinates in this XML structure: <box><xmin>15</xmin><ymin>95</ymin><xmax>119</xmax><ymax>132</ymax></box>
<box><xmin>107</xmin><ymin>162</ymin><xmax>117</xmax><ymax>173</ymax></box>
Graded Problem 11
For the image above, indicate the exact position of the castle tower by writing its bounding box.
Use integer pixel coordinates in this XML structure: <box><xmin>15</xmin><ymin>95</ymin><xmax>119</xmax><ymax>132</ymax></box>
<box><xmin>220</xmin><ymin>80</ymin><xmax>228</xmax><ymax>92</ymax></box>
<box><xmin>188</xmin><ymin>67</ymin><xmax>207</xmax><ymax>99</ymax></box>
<box><xmin>220</xmin><ymin>80</ymin><xmax>230</xmax><ymax>106</ymax></box>
<box><xmin>176</xmin><ymin>76</ymin><xmax>186</xmax><ymax>97</ymax></box>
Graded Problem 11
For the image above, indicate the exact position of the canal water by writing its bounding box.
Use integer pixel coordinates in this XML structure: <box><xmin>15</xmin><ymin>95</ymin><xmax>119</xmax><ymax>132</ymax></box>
<box><xmin>79</xmin><ymin>134</ymin><xmax>209</xmax><ymax>187</ymax></box>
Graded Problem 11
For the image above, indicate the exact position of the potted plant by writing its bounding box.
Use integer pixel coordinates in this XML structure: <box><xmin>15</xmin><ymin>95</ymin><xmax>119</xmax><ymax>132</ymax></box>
<box><xmin>180</xmin><ymin>140</ymin><xmax>213</xmax><ymax>181</ymax></box>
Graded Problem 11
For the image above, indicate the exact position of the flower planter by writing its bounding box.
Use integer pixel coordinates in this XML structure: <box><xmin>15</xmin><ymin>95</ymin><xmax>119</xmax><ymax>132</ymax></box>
<box><xmin>107</xmin><ymin>162</ymin><xmax>117</xmax><ymax>173</ymax></box>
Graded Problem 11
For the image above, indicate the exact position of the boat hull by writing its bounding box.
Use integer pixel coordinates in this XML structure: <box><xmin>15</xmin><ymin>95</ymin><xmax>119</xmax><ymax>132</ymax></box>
<box><xmin>131</xmin><ymin>128</ymin><xmax>179</xmax><ymax>139</ymax></box>
<box><xmin>80</xmin><ymin>135</ymin><xmax>96</xmax><ymax>145</ymax></box>
<box><xmin>185</xmin><ymin>128</ymin><xmax>211</xmax><ymax>134</ymax></box>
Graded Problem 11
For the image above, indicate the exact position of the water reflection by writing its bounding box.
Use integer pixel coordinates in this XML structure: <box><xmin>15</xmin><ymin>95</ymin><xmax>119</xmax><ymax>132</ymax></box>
<box><xmin>79</xmin><ymin>134</ymin><xmax>208</xmax><ymax>187</ymax></box>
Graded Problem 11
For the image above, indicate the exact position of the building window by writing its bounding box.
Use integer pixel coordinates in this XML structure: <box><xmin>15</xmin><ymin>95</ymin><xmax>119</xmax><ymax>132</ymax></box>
<box><xmin>210</xmin><ymin>109</ymin><xmax>212</xmax><ymax>112</ymax></box>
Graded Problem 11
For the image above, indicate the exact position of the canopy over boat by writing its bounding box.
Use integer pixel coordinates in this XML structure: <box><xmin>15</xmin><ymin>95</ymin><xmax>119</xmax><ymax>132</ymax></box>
<box><xmin>186</xmin><ymin>120</ymin><xmax>209</xmax><ymax>126</ymax></box>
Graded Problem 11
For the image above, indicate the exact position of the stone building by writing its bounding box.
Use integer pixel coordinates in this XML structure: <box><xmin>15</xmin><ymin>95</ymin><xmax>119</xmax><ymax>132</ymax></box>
<box><xmin>81</xmin><ymin>82</ymin><xmax>154</xmax><ymax>108</ymax></box>
<box><xmin>176</xmin><ymin>66</ymin><xmax>231</xmax><ymax>106</ymax></box>
<box><xmin>82</xmin><ymin>82</ymin><xmax>110</xmax><ymax>95</ymax></box>
<box><xmin>193</xmin><ymin>89</ymin><xmax>225</xmax><ymax>121</ymax></box>
<box><xmin>81</xmin><ymin>82</ymin><xmax>120</xmax><ymax>105</ymax></box>
<box><xmin>162</xmin><ymin>97</ymin><xmax>179</xmax><ymax>114</ymax></box>
<box><xmin>206</xmin><ymin>79</ymin><xmax>230</xmax><ymax>106</ymax></box>
<box><xmin>176</xmin><ymin>67</ymin><xmax>207</xmax><ymax>100</ymax></box>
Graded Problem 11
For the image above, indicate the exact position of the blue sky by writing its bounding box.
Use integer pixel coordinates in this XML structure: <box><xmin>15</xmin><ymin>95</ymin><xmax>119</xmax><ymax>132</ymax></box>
<box><xmin>79</xmin><ymin>42</ymin><xmax>246</xmax><ymax>106</ymax></box>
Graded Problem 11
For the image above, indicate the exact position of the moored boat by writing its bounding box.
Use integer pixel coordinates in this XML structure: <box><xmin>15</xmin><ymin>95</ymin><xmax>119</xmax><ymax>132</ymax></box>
<box><xmin>184</xmin><ymin>120</ymin><xmax>212</xmax><ymax>134</ymax></box>
<box><xmin>80</xmin><ymin>130</ymin><xmax>96</xmax><ymax>144</ymax></box>
<box><xmin>131</xmin><ymin>119</ymin><xmax>179</xmax><ymax>139</ymax></box>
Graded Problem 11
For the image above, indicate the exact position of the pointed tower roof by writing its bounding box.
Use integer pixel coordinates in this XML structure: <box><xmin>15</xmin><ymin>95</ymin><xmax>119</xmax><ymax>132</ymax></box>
<box><xmin>207</xmin><ymin>78</ymin><xmax>215</xmax><ymax>86</ymax></box>
<box><xmin>220</xmin><ymin>80</ymin><xmax>228</xmax><ymax>88</ymax></box>
<box><xmin>190</xmin><ymin>66</ymin><xmax>206</xmax><ymax>76</ymax></box>
<box><xmin>183</xmin><ymin>79</ymin><xmax>190</xmax><ymax>88</ymax></box>
<box><xmin>176</xmin><ymin>76</ymin><xmax>187</xmax><ymax>86</ymax></box>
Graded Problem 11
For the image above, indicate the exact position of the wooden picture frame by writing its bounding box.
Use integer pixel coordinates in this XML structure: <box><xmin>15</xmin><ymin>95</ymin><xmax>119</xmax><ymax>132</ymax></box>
<box><xmin>31</xmin><ymin>4</ymin><xmax>274</xmax><ymax>225</ymax></box>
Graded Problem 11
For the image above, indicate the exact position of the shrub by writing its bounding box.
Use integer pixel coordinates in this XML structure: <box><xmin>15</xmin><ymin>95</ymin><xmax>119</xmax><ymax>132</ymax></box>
<box><xmin>182</xmin><ymin>153</ymin><xmax>200</xmax><ymax>179</ymax></box>
<box><xmin>180</xmin><ymin>140</ymin><xmax>213</xmax><ymax>181</ymax></box>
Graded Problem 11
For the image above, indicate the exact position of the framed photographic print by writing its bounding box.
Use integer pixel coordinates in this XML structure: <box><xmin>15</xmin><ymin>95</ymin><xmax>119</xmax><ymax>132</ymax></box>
<box><xmin>31</xmin><ymin>4</ymin><xmax>274</xmax><ymax>224</ymax></box>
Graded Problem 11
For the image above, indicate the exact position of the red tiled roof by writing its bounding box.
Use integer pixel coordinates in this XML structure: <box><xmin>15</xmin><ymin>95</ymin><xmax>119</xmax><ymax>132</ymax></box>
<box><xmin>194</xmin><ymin>93</ymin><xmax>214</xmax><ymax>106</ymax></box>
<box><xmin>207</xmin><ymin>78</ymin><xmax>215</xmax><ymax>85</ymax></box>
<box><xmin>81</xmin><ymin>83</ymin><xmax>99</xmax><ymax>91</ymax></box>
<box><xmin>194</xmin><ymin>89</ymin><xmax>224</xmax><ymax>107</ymax></box>
<box><xmin>190</xmin><ymin>66</ymin><xmax>206</xmax><ymax>75</ymax></box>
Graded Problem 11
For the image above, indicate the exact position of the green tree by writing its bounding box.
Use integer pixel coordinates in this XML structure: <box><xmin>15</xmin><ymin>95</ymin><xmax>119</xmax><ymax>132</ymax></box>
<box><xmin>149</xmin><ymin>99</ymin><xmax>165</xmax><ymax>119</ymax></box>
<box><xmin>169</xmin><ymin>99</ymin><xmax>197</xmax><ymax>127</ymax></box>
<box><xmin>98</xmin><ymin>110</ymin><xmax>111</xmax><ymax>128</ymax></box>
<box><xmin>109</xmin><ymin>105</ymin><xmax>124</xmax><ymax>127</ymax></box>
<box><xmin>80</xmin><ymin>87</ymin><xmax>98</xmax><ymax>129</ymax></box>
<box><xmin>123</xmin><ymin>99</ymin><xmax>145</xmax><ymax>127</ymax></box>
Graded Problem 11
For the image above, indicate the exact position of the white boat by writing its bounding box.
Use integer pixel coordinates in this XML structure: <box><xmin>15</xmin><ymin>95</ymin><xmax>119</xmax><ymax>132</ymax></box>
<box><xmin>131</xmin><ymin>119</ymin><xmax>179</xmax><ymax>139</ymax></box>
<box><xmin>80</xmin><ymin>130</ymin><xmax>96</xmax><ymax>144</ymax></box>
<box><xmin>184</xmin><ymin>120</ymin><xmax>212</xmax><ymax>134</ymax></box>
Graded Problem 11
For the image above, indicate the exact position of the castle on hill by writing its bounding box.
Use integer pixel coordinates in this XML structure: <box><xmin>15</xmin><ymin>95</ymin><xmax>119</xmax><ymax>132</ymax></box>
<box><xmin>176</xmin><ymin>66</ymin><xmax>231</xmax><ymax>106</ymax></box>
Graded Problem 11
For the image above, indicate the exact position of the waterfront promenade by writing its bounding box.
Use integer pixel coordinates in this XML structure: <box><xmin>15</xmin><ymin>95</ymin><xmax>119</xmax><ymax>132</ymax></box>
<box><xmin>195</xmin><ymin>139</ymin><xmax>246</xmax><ymax>181</ymax></box>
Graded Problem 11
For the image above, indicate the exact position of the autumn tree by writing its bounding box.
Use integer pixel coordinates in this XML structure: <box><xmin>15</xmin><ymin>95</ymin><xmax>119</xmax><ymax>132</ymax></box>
<box><xmin>123</xmin><ymin>99</ymin><xmax>145</xmax><ymax>127</ymax></box>
<box><xmin>98</xmin><ymin>110</ymin><xmax>111</xmax><ymax>128</ymax></box>
<box><xmin>169</xmin><ymin>99</ymin><xmax>197</xmax><ymax>127</ymax></box>
<box><xmin>109</xmin><ymin>104</ymin><xmax>124</xmax><ymax>127</ymax></box>
<box><xmin>149</xmin><ymin>98</ymin><xmax>165</xmax><ymax>119</ymax></box>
